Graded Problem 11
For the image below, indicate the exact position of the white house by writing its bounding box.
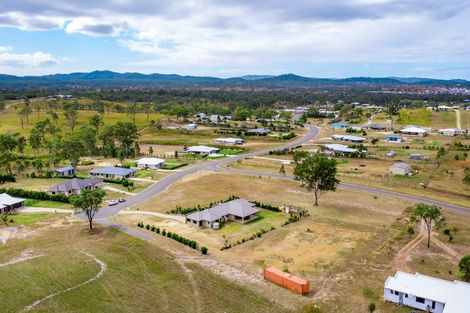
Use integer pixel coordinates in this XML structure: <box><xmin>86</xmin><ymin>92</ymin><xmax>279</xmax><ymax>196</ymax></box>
<box><xmin>323</xmin><ymin>144</ymin><xmax>358</xmax><ymax>155</ymax></box>
<box><xmin>213</xmin><ymin>138</ymin><xmax>245</xmax><ymax>145</ymax></box>
<box><xmin>186</xmin><ymin>146</ymin><xmax>219</xmax><ymax>155</ymax></box>
<box><xmin>136</xmin><ymin>157</ymin><xmax>165</xmax><ymax>169</ymax></box>
<box><xmin>401</xmin><ymin>126</ymin><xmax>427</xmax><ymax>136</ymax></box>
<box><xmin>0</xmin><ymin>193</ymin><xmax>25</xmax><ymax>214</ymax></box>
<box><xmin>384</xmin><ymin>271</ymin><xmax>470</xmax><ymax>313</ymax></box>
<box><xmin>389</xmin><ymin>162</ymin><xmax>412</xmax><ymax>175</ymax></box>
<box><xmin>194</xmin><ymin>113</ymin><xmax>207</xmax><ymax>119</ymax></box>
<box><xmin>331</xmin><ymin>134</ymin><xmax>366</xmax><ymax>143</ymax></box>
<box><xmin>438</xmin><ymin>128</ymin><xmax>466</xmax><ymax>136</ymax></box>
<box><xmin>437</xmin><ymin>105</ymin><xmax>452</xmax><ymax>111</ymax></box>
<box><xmin>182</xmin><ymin>123</ymin><xmax>197</xmax><ymax>131</ymax></box>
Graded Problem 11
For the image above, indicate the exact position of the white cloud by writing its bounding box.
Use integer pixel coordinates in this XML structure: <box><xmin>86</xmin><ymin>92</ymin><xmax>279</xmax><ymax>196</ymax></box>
<box><xmin>0</xmin><ymin>51</ymin><xmax>59</xmax><ymax>68</ymax></box>
<box><xmin>0</xmin><ymin>1</ymin><xmax>469</xmax><ymax>76</ymax></box>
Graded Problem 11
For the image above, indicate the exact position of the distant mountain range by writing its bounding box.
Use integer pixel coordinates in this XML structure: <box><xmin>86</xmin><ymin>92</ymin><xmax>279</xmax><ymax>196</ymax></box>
<box><xmin>0</xmin><ymin>70</ymin><xmax>469</xmax><ymax>89</ymax></box>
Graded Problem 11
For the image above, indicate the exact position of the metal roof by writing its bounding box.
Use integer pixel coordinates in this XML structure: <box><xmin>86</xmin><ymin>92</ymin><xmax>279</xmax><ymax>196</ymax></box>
<box><xmin>390</xmin><ymin>162</ymin><xmax>411</xmax><ymax>170</ymax></box>
<box><xmin>186</xmin><ymin>199</ymin><xmax>260</xmax><ymax>222</ymax></box>
<box><xmin>89</xmin><ymin>167</ymin><xmax>136</xmax><ymax>175</ymax></box>
<box><xmin>384</xmin><ymin>271</ymin><xmax>470</xmax><ymax>312</ymax></box>
<box><xmin>47</xmin><ymin>178</ymin><xmax>102</xmax><ymax>193</ymax></box>
<box><xmin>0</xmin><ymin>193</ymin><xmax>25</xmax><ymax>206</ymax></box>
<box><xmin>136</xmin><ymin>157</ymin><xmax>165</xmax><ymax>165</ymax></box>
<box><xmin>55</xmin><ymin>165</ymin><xmax>74</xmax><ymax>173</ymax></box>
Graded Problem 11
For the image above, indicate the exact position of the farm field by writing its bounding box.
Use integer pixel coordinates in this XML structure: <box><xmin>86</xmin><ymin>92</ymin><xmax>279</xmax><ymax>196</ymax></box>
<box><xmin>115</xmin><ymin>171</ymin><xmax>470</xmax><ymax>312</ymax></box>
<box><xmin>0</xmin><ymin>215</ymin><xmax>291</xmax><ymax>313</ymax></box>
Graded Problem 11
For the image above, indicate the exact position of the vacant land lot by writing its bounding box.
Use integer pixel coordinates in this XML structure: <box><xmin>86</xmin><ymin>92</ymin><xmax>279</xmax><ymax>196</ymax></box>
<box><xmin>122</xmin><ymin>171</ymin><xmax>467</xmax><ymax>312</ymax></box>
<box><xmin>0</xmin><ymin>215</ymin><xmax>291</xmax><ymax>313</ymax></box>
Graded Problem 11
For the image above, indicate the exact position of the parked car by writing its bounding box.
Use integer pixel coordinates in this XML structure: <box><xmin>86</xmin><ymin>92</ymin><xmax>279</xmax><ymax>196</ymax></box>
<box><xmin>118</xmin><ymin>198</ymin><xmax>126</xmax><ymax>203</ymax></box>
<box><xmin>108</xmin><ymin>200</ymin><xmax>119</xmax><ymax>206</ymax></box>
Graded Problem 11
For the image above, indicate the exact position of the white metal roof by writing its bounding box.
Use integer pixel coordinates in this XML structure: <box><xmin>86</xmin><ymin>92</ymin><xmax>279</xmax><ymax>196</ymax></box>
<box><xmin>0</xmin><ymin>193</ymin><xmax>25</xmax><ymax>205</ymax></box>
<box><xmin>401</xmin><ymin>126</ymin><xmax>427</xmax><ymax>133</ymax></box>
<box><xmin>214</xmin><ymin>138</ymin><xmax>244</xmax><ymax>142</ymax></box>
<box><xmin>390</xmin><ymin>162</ymin><xmax>411</xmax><ymax>170</ymax></box>
<box><xmin>384</xmin><ymin>271</ymin><xmax>470</xmax><ymax>312</ymax></box>
<box><xmin>187</xmin><ymin>146</ymin><xmax>219</xmax><ymax>153</ymax></box>
<box><xmin>136</xmin><ymin>157</ymin><xmax>165</xmax><ymax>165</ymax></box>
<box><xmin>324</xmin><ymin>144</ymin><xmax>357</xmax><ymax>153</ymax></box>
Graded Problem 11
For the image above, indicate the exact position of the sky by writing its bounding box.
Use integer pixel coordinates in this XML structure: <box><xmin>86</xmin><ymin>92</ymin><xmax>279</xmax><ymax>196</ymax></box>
<box><xmin>1</xmin><ymin>0</ymin><xmax>470</xmax><ymax>79</ymax></box>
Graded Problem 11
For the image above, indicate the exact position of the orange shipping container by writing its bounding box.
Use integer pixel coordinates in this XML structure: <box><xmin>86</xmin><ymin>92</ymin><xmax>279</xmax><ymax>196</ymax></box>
<box><xmin>263</xmin><ymin>267</ymin><xmax>309</xmax><ymax>295</ymax></box>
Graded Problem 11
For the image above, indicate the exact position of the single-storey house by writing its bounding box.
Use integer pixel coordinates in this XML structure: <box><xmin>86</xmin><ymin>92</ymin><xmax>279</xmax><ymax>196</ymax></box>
<box><xmin>330</xmin><ymin>122</ymin><xmax>350</xmax><ymax>129</ymax></box>
<box><xmin>194</xmin><ymin>113</ymin><xmax>207</xmax><ymax>119</ymax></box>
<box><xmin>401</xmin><ymin>126</ymin><xmax>427</xmax><ymax>136</ymax></box>
<box><xmin>136</xmin><ymin>157</ymin><xmax>165</xmax><ymax>169</ymax></box>
<box><xmin>185</xmin><ymin>199</ymin><xmax>260</xmax><ymax>229</ymax></box>
<box><xmin>438</xmin><ymin>128</ymin><xmax>466</xmax><ymax>136</ymax></box>
<box><xmin>386</xmin><ymin>135</ymin><xmax>404</xmax><ymax>143</ymax></box>
<box><xmin>331</xmin><ymin>134</ymin><xmax>366</xmax><ymax>143</ymax></box>
<box><xmin>47</xmin><ymin>178</ymin><xmax>103</xmax><ymax>196</ymax></box>
<box><xmin>186</xmin><ymin>146</ymin><xmax>220</xmax><ymax>155</ymax></box>
<box><xmin>0</xmin><ymin>193</ymin><xmax>25</xmax><ymax>214</ymax></box>
<box><xmin>181</xmin><ymin>123</ymin><xmax>197</xmax><ymax>131</ymax></box>
<box><xmin>213</xmin><ymin>138</ymin><xmax>245</xmax><ymax>145</ymax></box>
<box><xmin>384</xmin><ymin>271</ymin><xmax>470</xmax><ymax>313</ymax></box>
<box><xmin>324</xmin><ymin>144</ymin><xmax>358</xmax><ymax>156</ymax></box>
<box><xmin>364</xmin><ymin>124</ymin><xmax>386</xmax><ymax>130</ymax></box>
<box><xmin>386</xmin><ymin>151</ymin><xmax>396</xmax><ymax>157</ymax></box>
<box><xmin>89</xmin><ymin>167</ymin><xmax>136</xmax><ymax>180</ymax></box>
<box><xmin>409</xmin><ymin>154</ymin><xmax>421</xmax><ymax>160</ymax></box>
<box><xmin>55</xmin><ymin>165</ymin><xmax>75</xmax><ymax>177</ymax></box>
<box><xmin>389</xmin><ymin>162</ymin><xmax>412</xmax><ymax>175</ymax></box>
<box><xmin>437</xmin><ymin>105</ymin><xmax>452</xmax><ymax>111</ymax></box>
<box><xmin>209</xmin><ymin>114</ymin><xmax>231</xmax><ymax>123</ymax></box>
<box><xmin>246</xmin><ymin>128</ymin><xmax>272</xmax><ymax>135</ymax></box>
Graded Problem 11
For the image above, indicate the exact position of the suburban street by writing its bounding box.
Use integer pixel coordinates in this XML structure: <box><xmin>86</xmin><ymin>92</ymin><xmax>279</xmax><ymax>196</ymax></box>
<box><xmin>76</xmin><ymin>124</ymin><xmax>469</xmax><ymax>221</ymax></box>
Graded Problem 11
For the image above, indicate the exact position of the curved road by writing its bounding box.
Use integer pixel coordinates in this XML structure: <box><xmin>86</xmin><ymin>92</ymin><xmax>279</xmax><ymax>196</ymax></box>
<box><xmin>86</xmin><ymin>125</ymin><xmax>320</xmax><ymax>219</ymax></box>
<box><xmin>80</xmin><ymin>124</ymin><xmax>468</xmax><ymax>220</ymax></box>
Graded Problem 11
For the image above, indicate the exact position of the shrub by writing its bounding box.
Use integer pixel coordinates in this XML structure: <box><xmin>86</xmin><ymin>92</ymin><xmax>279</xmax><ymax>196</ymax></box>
<box><xmin>200</xmin><ymin>246</ymin><xmax>208</xmax><ymax>255</ymax></box>
<box><xmin>0</xmin><ymin>187</ymin><xmax>70</xmax><ymax>203</ymax></box>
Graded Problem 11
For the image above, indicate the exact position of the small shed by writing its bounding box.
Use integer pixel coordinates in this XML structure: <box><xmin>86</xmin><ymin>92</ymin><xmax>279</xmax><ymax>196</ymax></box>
<box><xmin>55</xmin><ymin>165</ymin><xmax>75</xmax><ymax>177</ymax></box>
<box><xmin>389</xmin><ymin>163</ymin><xmax>412</xmax><ymax>176</ymax></box>
<box><xmin>386</xmin><ymin>135</ymin><xmax>403</xmax><ymax>143</ymax></box>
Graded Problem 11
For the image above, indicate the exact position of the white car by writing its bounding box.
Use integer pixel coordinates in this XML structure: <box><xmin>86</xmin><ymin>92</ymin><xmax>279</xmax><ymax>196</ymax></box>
<box><xmin>108</xmin><ymin>200</ymin><xmax>119</xmax><ymax>206</ymax></box>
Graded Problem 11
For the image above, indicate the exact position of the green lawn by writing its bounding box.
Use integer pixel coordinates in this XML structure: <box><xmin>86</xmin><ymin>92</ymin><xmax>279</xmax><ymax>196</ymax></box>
<box><xmin>162</xmin><ymin>162</ymin><xmax>188</xmax><ymax>170</ymax></box>
<box><xmin>219</xmin><ymin>210</ymin><xmax>286</xmax><ymax>235</ymax></box>
<box><xmin>397</xmin><ymin>109</ymin><xmax>431</xmax><ymax>127</ymax></box>
<box><xmin>5</xmin><ymin>213</ymin><xmax>52</xmax><ymax>225</ymax></box>
<box><xmin>219</xmin><ymin>149</ymin><xmax>243</xmax><ymax>155</ymax></box>
<box><xmin>24</xmin><ymin>199</ymin><xmax>72</xmax><ymax>209</ymax></box>
<box><xmin>0</xmin><ymin>221</ymin><xmax>288</xmax><ymax>313</ymax></box>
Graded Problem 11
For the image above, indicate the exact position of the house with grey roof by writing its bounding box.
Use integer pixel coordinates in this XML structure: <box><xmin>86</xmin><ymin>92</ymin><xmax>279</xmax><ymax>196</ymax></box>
<box><xmin>47</xmin><ymin>178</ymin><xmax>103</xmax><ymax>196</ymax></box>
<box><xmin>389</xmin><ymin>162</ymin><xmax>412</xmax><ymax>175</ymax></box>
<box><xmin>246</xmin><ymin>128</ymin><xmax>272</xmax><ymax>136</ymax></box>
<box><xmin>89</xmin><ymin>167</ymin><xmax>136</xmax><ymax>180</ymax></box>
<box><xmin>185</xmin><ymin>199</ymin><xmax>260</xmax><ymax>229</ymax></box>
<box><xmin>55</xmin><ymin>165</ymin><xmax>75</xmax><ymax>177</ymax></box>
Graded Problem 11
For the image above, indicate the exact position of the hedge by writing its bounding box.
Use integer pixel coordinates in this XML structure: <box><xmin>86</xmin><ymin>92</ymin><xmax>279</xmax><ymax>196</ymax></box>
<box><xmin>0</xmin><ymin>188</ymin><xmax>69</xmax><ymax>203</ymax></box>
<box><xmin>137</xmin><ymin>222</ymin><xmax>207</xmax><ymax>254</ymax></box>
<box><xmin>250</xmin><ymin>200</ymin><xmax>280</xmax><ymax>212</ymax></box>
<box><xmin>0</xmin><ymin>174</ymin><xmax>16</xmax><ymax>184</ymax></box>
<box><xmin>168</xmin><ymin>195</ymin><xmax>240</xmax><ymax>215</ymax></box>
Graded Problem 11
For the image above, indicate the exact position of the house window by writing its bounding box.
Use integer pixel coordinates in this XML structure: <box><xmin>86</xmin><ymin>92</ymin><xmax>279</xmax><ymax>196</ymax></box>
<box><xmin>394</xmin><ymin>291</ymin><xmax>399</xmax><ymax>295</ymax></box>
<box><xmin>416</xmin><ymin>297</ymin><xmax>425</xmax><ymax>304</ymax></box>
<box><xmin>432</xmin><ymin>301</ymin><xmax>435</xmax><ymax>309</ymax></box>
<box><xmin>390</xmin><ymin>290</ymin><xmax>394</xmax><ymax>294</ymax></box>
<box><xmin>405</xmin><ymin>294</ymin><xmax>408</xmax><ymax>298</ymax></box>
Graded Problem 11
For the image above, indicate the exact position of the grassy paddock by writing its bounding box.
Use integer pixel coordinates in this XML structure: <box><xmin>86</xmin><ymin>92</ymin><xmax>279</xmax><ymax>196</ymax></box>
<box><xmin>0</xmin><ymin>217</ymin><xmax>289</xmax><ymax>313</ymax></box>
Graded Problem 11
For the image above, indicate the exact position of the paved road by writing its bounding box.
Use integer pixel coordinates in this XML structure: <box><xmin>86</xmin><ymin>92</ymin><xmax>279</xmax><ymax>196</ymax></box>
<box><xmin>216</xmin><ymin>168</ymin><xmax>470</xmax><ymax>215</ymax></box>
<box><xmin>77</xmin><ymin>124</ymin><xmax>469</xmax><ymax>220</ymax></box>
<box><xmin>78</xmin><ymin>126</ymin><xmax>319</xmax><ymax>219</ymax></box>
